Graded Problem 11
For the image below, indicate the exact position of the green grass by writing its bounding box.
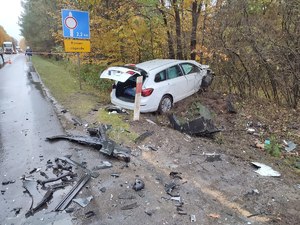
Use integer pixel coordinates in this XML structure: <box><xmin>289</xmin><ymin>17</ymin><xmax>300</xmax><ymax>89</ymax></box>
<box><xmin>32</xmin><ymin>56</ymin><xmax>110</xmax><ymax>118</ymax></box>
<box><xmin>32</xmin><ymin>56</ymin><xmax>138</xmax><ymax>144</ymax></box>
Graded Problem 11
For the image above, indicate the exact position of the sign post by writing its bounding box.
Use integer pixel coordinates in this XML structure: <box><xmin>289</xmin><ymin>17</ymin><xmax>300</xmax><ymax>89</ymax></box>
<box><xmin>62</xmin><ymin>9</ymin><xmax>90</xmax><ymax>90</ymax></box>
<box><xmin>133</xmin><ymin>76</ymin><xmax>143</xmax><ymax>121</ymax></box>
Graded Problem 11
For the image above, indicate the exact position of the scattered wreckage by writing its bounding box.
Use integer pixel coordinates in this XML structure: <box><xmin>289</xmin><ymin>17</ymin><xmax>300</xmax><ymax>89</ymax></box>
<box><xmin>168</xmin><ymin>114</ymin><xmax>220</xmax><ymax>137</ymax></box>
<box><xmin>46</xmin><ymin>125</ymin><xmax>131</xmax><ymax>162</ymax></box>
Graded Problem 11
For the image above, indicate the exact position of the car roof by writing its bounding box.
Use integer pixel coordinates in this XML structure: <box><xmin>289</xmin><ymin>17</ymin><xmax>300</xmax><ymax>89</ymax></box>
<box><xmin>136</xmin><ymin>59</ymin><xmax>185</xmax><ymax>72</ymax></box>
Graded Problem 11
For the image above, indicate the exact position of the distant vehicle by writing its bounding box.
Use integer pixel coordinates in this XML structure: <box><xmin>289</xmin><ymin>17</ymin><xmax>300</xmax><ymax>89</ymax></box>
<box><xmin>100</xmin><ymin>59</ymin><xmax>213</xmax><ymax>113</ymax></box>
<box><xmin>3</xmin><ymin>42</ymin><xmax>15</xmax><ymax>54</ymax></box>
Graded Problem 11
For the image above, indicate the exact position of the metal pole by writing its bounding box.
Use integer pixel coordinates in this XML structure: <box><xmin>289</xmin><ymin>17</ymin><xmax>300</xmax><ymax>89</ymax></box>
<box><xmin>77</xmin><ymin>52</ymin><xmax>82</xmax><ymax>90</ymax></box>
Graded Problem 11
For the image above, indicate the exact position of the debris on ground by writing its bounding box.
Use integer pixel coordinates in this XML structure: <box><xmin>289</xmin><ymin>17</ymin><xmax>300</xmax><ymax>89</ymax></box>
<box><xmin>55</xmin><ymin>172</ymin><xmax>92</xmax><ymax>211</ymax></box>
<box><xmin>283</xmin><ymin>140</ymin><xmax>297</xmax><ymax>152</ymax></box>
<box><xmin>132</xmin><ymin>178</ymin><xmax>145</xmax><ymax>191</ymax></box>
<box><xmin>251</xmin><ymin>162</ymin><xmax>281</xmax><ymax>177</ymax></box>
<box><xmin>190</xmin><ymin>214</ymin><xmax>196</xmax><ymax>222</ymax></box>
<box><xmin>208</xmin><ymin>213</ymin><xmax>220</xmax><ymax>219</ymax></box>
<box><xmin>205</xmin><ymin>154</ymin><xmax>222</xmax><ymax>162</ymax></box>
<box><xmin>2</xmin><ymin>180</ymin><xmax>16</xmax><ymax>185</ymax></box>
<box><xmin>85</xmin><ymin>210</ymin><xmax>96</xmax><ymax>218</ymax></box>
<box><xmin>105</xmin><ymin>105</ymin><xmax>128</xmax><ymax>114</ymax></box>
<box><xmin>168</xmin><ymin>114</ymin><xmax>220</xmax><ymax>137</ymax></box>
<box><xmin>46</xmin><ymin>128</ymin><xmax>131</xmax><ymax>162</ymax></box>
<box><xmin>120</xmin><ymin>202</ymin><xmax>139</xmax><ymax>210</ymax></box>
<box><xmin>72</xmin><ymin>196</ymin><xmax>93</xmax><ymax>207</ymax></box>
<box><xmin>93</xmin><ymin>161</ymin><xmax>113</xmax><ymax>170</ymax></box>
<box><xmin>134</xmin><ymin>131</ymin><xmax>154</xmax><ymax>144</ymax></box>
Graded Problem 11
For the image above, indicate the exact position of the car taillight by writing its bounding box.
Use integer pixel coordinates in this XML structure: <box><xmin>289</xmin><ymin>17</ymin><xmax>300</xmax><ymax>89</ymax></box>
<box><xmin>142</xmin><ymin>88</ymin><xmax>153</xmax><ymax>97</ymax></box>
<box><xmin>126</xmin><ymin>71</ymin><xmax>135</xmax><ymax>75</ymax></box>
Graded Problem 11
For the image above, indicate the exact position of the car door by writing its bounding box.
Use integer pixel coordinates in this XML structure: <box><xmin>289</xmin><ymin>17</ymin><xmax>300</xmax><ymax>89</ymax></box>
<box><xmin>179</xmin><ymin>63</ymin><xmax>202</xmax><ymax>94</ymax></box>
<box><xmin>166</xmin><ymin>65</ymin><xmax>189</xmax><ymax>102</ymax></box>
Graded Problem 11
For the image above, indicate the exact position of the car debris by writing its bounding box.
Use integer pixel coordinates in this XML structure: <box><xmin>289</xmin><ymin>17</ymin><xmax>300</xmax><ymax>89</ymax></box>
<box><xmin>205</xmin><ymin>154</ymin><xmax>222</xmax><ymax>162</ymax></box>
<box><xmin>72</xmin><ymin>117</ymin><xmax>83</xmax><ymax>126</ymax></box>
<box><xmin>2</xmin><ymin>179</ymin><xmax>16</xmax><ymax>185</ymax></box>
<box><xmin>72</xmin><ymin>196</ymin><xmax>93</xmax><ymax>207</ymax></box>
<box><xmin>37</xmin><ymin>171</ymin><xmax>75</xmax><ymax>186</ymax></box>
<box><xmin>85</xmin><ymin>210</ymin><xmax>96</xmax><ymax>218</ymax></box>
<box><xmin>105</xmin><ymin>105</ymin><xmax>128</xmax><ymax>114</ymax></box>
<box><xmin>170</xmin><ymin>172</ymin><xmax>182</xmax><ymax>180</ymax></box>
<box><xmin>134</xmin><ymin>131</ymin><xmax>154</xmax><ymax>144</ymax></box>
<box><xmin>283</xmin><ymin>140</ymin><xmax>297</xmax><ymax>152</ymax></box>
<box><xmin>132</xmin><ymin>178</ymin><xmax>145</xmax><ymax>191</ymax></box>
<box><xmin>168</xmin><ymin>114</ymin><xmax>220</xmax><ymax>137</ymax></box>
<box><xmin>55</xmin><ymin>172</ymin><xmax>92</xmax><ymax>211</ymax></box>
<box><xmin>190</xmin><ymin>214</ymin><xmax>196</xmax><ymax>222</ymax></box>
<box><xmin>46</xmin><ymin>132</ymin><xmax>131</xmax><ymax>162</ymax></box>
<box><xmin>120</xmin><ymin>202</ymin><xmax>139</xmax><ymax>210</ymax></box>
<box><xmin>93</xmin><ymin>161</ymin><xmax>112</xmax><ymax>170</ymax></box>
<box><xmin>251</xmin><ymin>162</ymin><xmax>281</xmax><ymax>177</ymax></box>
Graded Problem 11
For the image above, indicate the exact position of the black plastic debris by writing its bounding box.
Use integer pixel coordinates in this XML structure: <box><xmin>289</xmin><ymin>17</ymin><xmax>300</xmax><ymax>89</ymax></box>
<box><xmin>165</xmin><ymin>181</ymin><xmax>178</xmax><ymax>196</ymax></box>
<box><xmin>37</xmin><ymin>172</ymin><xmax>74</xmax><ymax>186</ymax></box>
<box><xmin>170</xmin><ymin>172</ymin><xmax>182</xmax><ymax>180</ymax></box>
<box><xmin>85</xmin><ymin>210</ymin><xmax>96</xmax><ymax>218</ymax></box>
<box><xmin>205</xmin><ymin>154</ymin><xmax>222</xmax><ymax>162</ymax></box>
<box><xmin>2</xmin><ymin>180</ymin><xmax>16</xmax><ymax>185</ymax></box>
<box><xmin>11</xmin><ymin>207</ymin><xmax>22</xmax><ymax>215</ymax></box>
<box><xmin>118</xmin><ymin>192</ymin><xmax>136</xmax><ymax>199</ymax></box>
<box><xmin>121</xmin><ymin>202</ymin><xmax>139</xmax><ymax>210</ymax></box>
<box><xmin>55</xmin><ymin>173</ymin><xmax>92</xmax><ymax>211</ymax></box>
<box><xmin>111</xmin><ymin>173</ymin><xmax>120</xmax><ymax>178</ymax></box>
<box><xmin>99</xmin><ymin>187</ymin><xmax>106</xmax><ymax>193</ymax></box>
<box><xmin>47</xmin><ymin>131</ymin><xmax>131</xmax><ymax>162</ymax></box>
<box><xmin>134</xmin><ymin>131</ymin><xmax>154</xmax><ymax>144</ymax></box>
<box><xmin>132</xmin><ymin>179</ymin><xmax>145</xmax><ymax>191</ymax></box>
<box><xmin>168</xmin><ymin>114</ymin><xmax>220</xmax><ymax>137</ymax></box>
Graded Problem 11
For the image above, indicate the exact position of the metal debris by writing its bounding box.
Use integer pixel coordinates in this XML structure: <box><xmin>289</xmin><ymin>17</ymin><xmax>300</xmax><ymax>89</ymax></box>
<box><xmin>251</xmin><ymin>162</ymin><xmax>281</xmax><ymax>177</ymax></box>
<box><xmin>55</xmin><ymin>172</ymin><xmax>92</xmax><ymax>211</ymax></box>
<box><xmin>25</xmin><ymin>189</ymin><xmax>54</xmax><ymax>217</ymax></box>
<box><xmin>132</xmin><ymin>178</ymin><xmax>145</xmax><ymax>191</ymax></box>
<box><xmin>72</xmin><ymin>196</ymin><xmax>93</xmax><ymax>207</ymax></box>
<box><xmin>168</xmin><ymin>114</ymin><xmax>220</xmax><ymax>137</ymax></box>
<box><xmin>283</xmin><ymin>140</ymin><xmax>297</xmax><ymax>152</ymax></box>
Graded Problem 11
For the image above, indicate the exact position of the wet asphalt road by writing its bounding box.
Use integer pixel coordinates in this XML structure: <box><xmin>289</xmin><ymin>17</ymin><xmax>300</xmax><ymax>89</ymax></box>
<box><xmin>0</xmin><ymin>54</ymin><xmax>74</xmax><ymax>224</ymax></box>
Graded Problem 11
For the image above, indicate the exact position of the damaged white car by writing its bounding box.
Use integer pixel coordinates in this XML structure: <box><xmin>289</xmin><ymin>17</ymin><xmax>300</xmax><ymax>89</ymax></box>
<box><xmin>100</xmin><ymin>59</ymin><xmax>213</xmax><ymax>113</ymax></box>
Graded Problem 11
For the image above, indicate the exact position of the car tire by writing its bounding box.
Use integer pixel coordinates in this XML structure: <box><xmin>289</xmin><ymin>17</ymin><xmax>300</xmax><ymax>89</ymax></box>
<box><xmin>158</xmin><ymin>95</ymin><xmax>173</xmax><ymax>114</ymax></box>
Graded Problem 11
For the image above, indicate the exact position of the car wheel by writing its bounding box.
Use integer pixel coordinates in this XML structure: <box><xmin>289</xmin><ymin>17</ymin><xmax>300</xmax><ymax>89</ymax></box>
<box><xmin>158</xmin><ymin>95</ymin><xmax>173</xmax><ymax>114</ymax></box>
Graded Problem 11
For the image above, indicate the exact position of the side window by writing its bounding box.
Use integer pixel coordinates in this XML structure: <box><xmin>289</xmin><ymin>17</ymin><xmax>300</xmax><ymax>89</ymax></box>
<box><xmin>154</xmin><ymin>70</ymin><xmax>167</xmax><ymax>82</ymax></box>
<box><xmin>167</xmin><ymin>65</ymin><xmax>183</xmax><ymax>80</ymax></box>
<box><xmin>180</xmin><ymin>63</ymin><xmax>200</xmax><ymax>75</ymax></box>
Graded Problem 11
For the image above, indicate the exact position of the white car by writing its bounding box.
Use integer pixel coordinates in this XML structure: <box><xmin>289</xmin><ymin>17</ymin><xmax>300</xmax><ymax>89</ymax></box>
<box><xmin>100</xmin><ymin>59</ymin><xmax>213</xmax><ymax>113</ymax></box>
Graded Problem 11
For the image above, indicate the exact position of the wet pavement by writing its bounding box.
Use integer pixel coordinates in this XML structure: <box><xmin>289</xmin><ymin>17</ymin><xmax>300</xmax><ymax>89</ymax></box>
<box><xmin>0</xmin><ymin>55</ymin><xmax>75</xmax><ymax>224</ymax></box>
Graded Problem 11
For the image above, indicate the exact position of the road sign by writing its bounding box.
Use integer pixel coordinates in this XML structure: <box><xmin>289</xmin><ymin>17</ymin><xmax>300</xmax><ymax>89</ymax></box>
<box><xmin>62</xmin><ymin>9</ymin><xmax>90</xmax><ymax>39</ymax></box>
<box><xmin>64</xmin><ymin>39</ymin><xmax>91</xmax><ymax>52</ymax></box>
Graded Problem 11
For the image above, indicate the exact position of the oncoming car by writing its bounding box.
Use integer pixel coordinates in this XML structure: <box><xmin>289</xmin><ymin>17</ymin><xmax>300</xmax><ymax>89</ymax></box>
<box><xmin>100</xmin><ymin>59</ymin><xmax>213</xmax><ymax>113</ymax></box>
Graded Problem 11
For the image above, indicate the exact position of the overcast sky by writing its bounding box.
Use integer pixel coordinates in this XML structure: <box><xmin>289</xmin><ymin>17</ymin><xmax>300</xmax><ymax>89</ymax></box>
<box><xmin>0</xmin><ymin>0</ymin><xmax>23</xmax><ymax>42</ymax></box>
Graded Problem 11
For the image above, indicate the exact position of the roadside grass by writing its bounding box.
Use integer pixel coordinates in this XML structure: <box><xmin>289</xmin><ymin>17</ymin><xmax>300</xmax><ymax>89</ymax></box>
<box><xmin>32</xmin><ymin>56</ymin><xmax>138</xmax><ymax>144</ymax></box>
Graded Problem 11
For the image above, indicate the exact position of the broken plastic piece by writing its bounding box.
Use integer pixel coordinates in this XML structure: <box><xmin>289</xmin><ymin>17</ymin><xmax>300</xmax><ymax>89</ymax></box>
<box><xmin>283</xmin><ymin>140</ymin><xmax>297</xmax><ymax>152</ymax></box>
<box><xmin>134</xmin><ymin>131</ymin><xmax>154</xmax><ymax>144</ymax></box>
<box><xmin>132</xmin><ymin>179</ymin><xmax>145</xmax><ymax>191</ymax></box>
<box><xmin>121</xmin><ymin>202</ymin><xmax>139</xmax><ymax>210</ymax></box>
<box><xmin>72</xmin><ymin>196</ymin><xmax>93</xmax><ymax>207</ymax></box>
<box><xmin>168</xmin><ymin>114</ymin><xmax>220</xmax><ymax>137</ymax></box>
<box><xmin>93</xmin><ymin>161</ymin><xmax>112</xmax><ymax>170</ymax></box>
<box><xmin>191</xmin><ymin>214</ymin><xmax>196</xmax><ymax>222</ymax></box>
<box><xmin>251</xmin><ymin>162</ymin><xmax>281</xmax><ymax>177</ymax></box>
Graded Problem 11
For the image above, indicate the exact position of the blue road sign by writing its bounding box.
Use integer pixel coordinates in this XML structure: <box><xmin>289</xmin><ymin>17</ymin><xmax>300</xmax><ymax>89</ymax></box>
<box><xmin>62</xmin><ymin>9</ymin><xmax>90</xmax><ymax>39</ymax></box>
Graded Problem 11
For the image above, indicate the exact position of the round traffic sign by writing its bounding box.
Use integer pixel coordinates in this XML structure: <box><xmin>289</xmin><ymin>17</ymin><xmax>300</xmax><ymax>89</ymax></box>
<box><xmin>65</xmin><ymin>16</ymin><xmax>77</xmax><ymax>29</ymax></box>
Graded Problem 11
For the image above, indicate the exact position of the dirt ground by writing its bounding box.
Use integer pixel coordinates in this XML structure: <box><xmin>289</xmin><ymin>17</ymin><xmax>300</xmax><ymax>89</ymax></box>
<box><xmin>52</xmin><ymin>89</ymin><xmax>299</xmax><ymax>225</ymax></box>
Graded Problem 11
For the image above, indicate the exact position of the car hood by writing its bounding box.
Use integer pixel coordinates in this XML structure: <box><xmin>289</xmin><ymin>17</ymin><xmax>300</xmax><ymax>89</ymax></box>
<box><xmin>100</xmin><ymin>66</ymin><xmax>141</xmax><ymax>82</ymax></box>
